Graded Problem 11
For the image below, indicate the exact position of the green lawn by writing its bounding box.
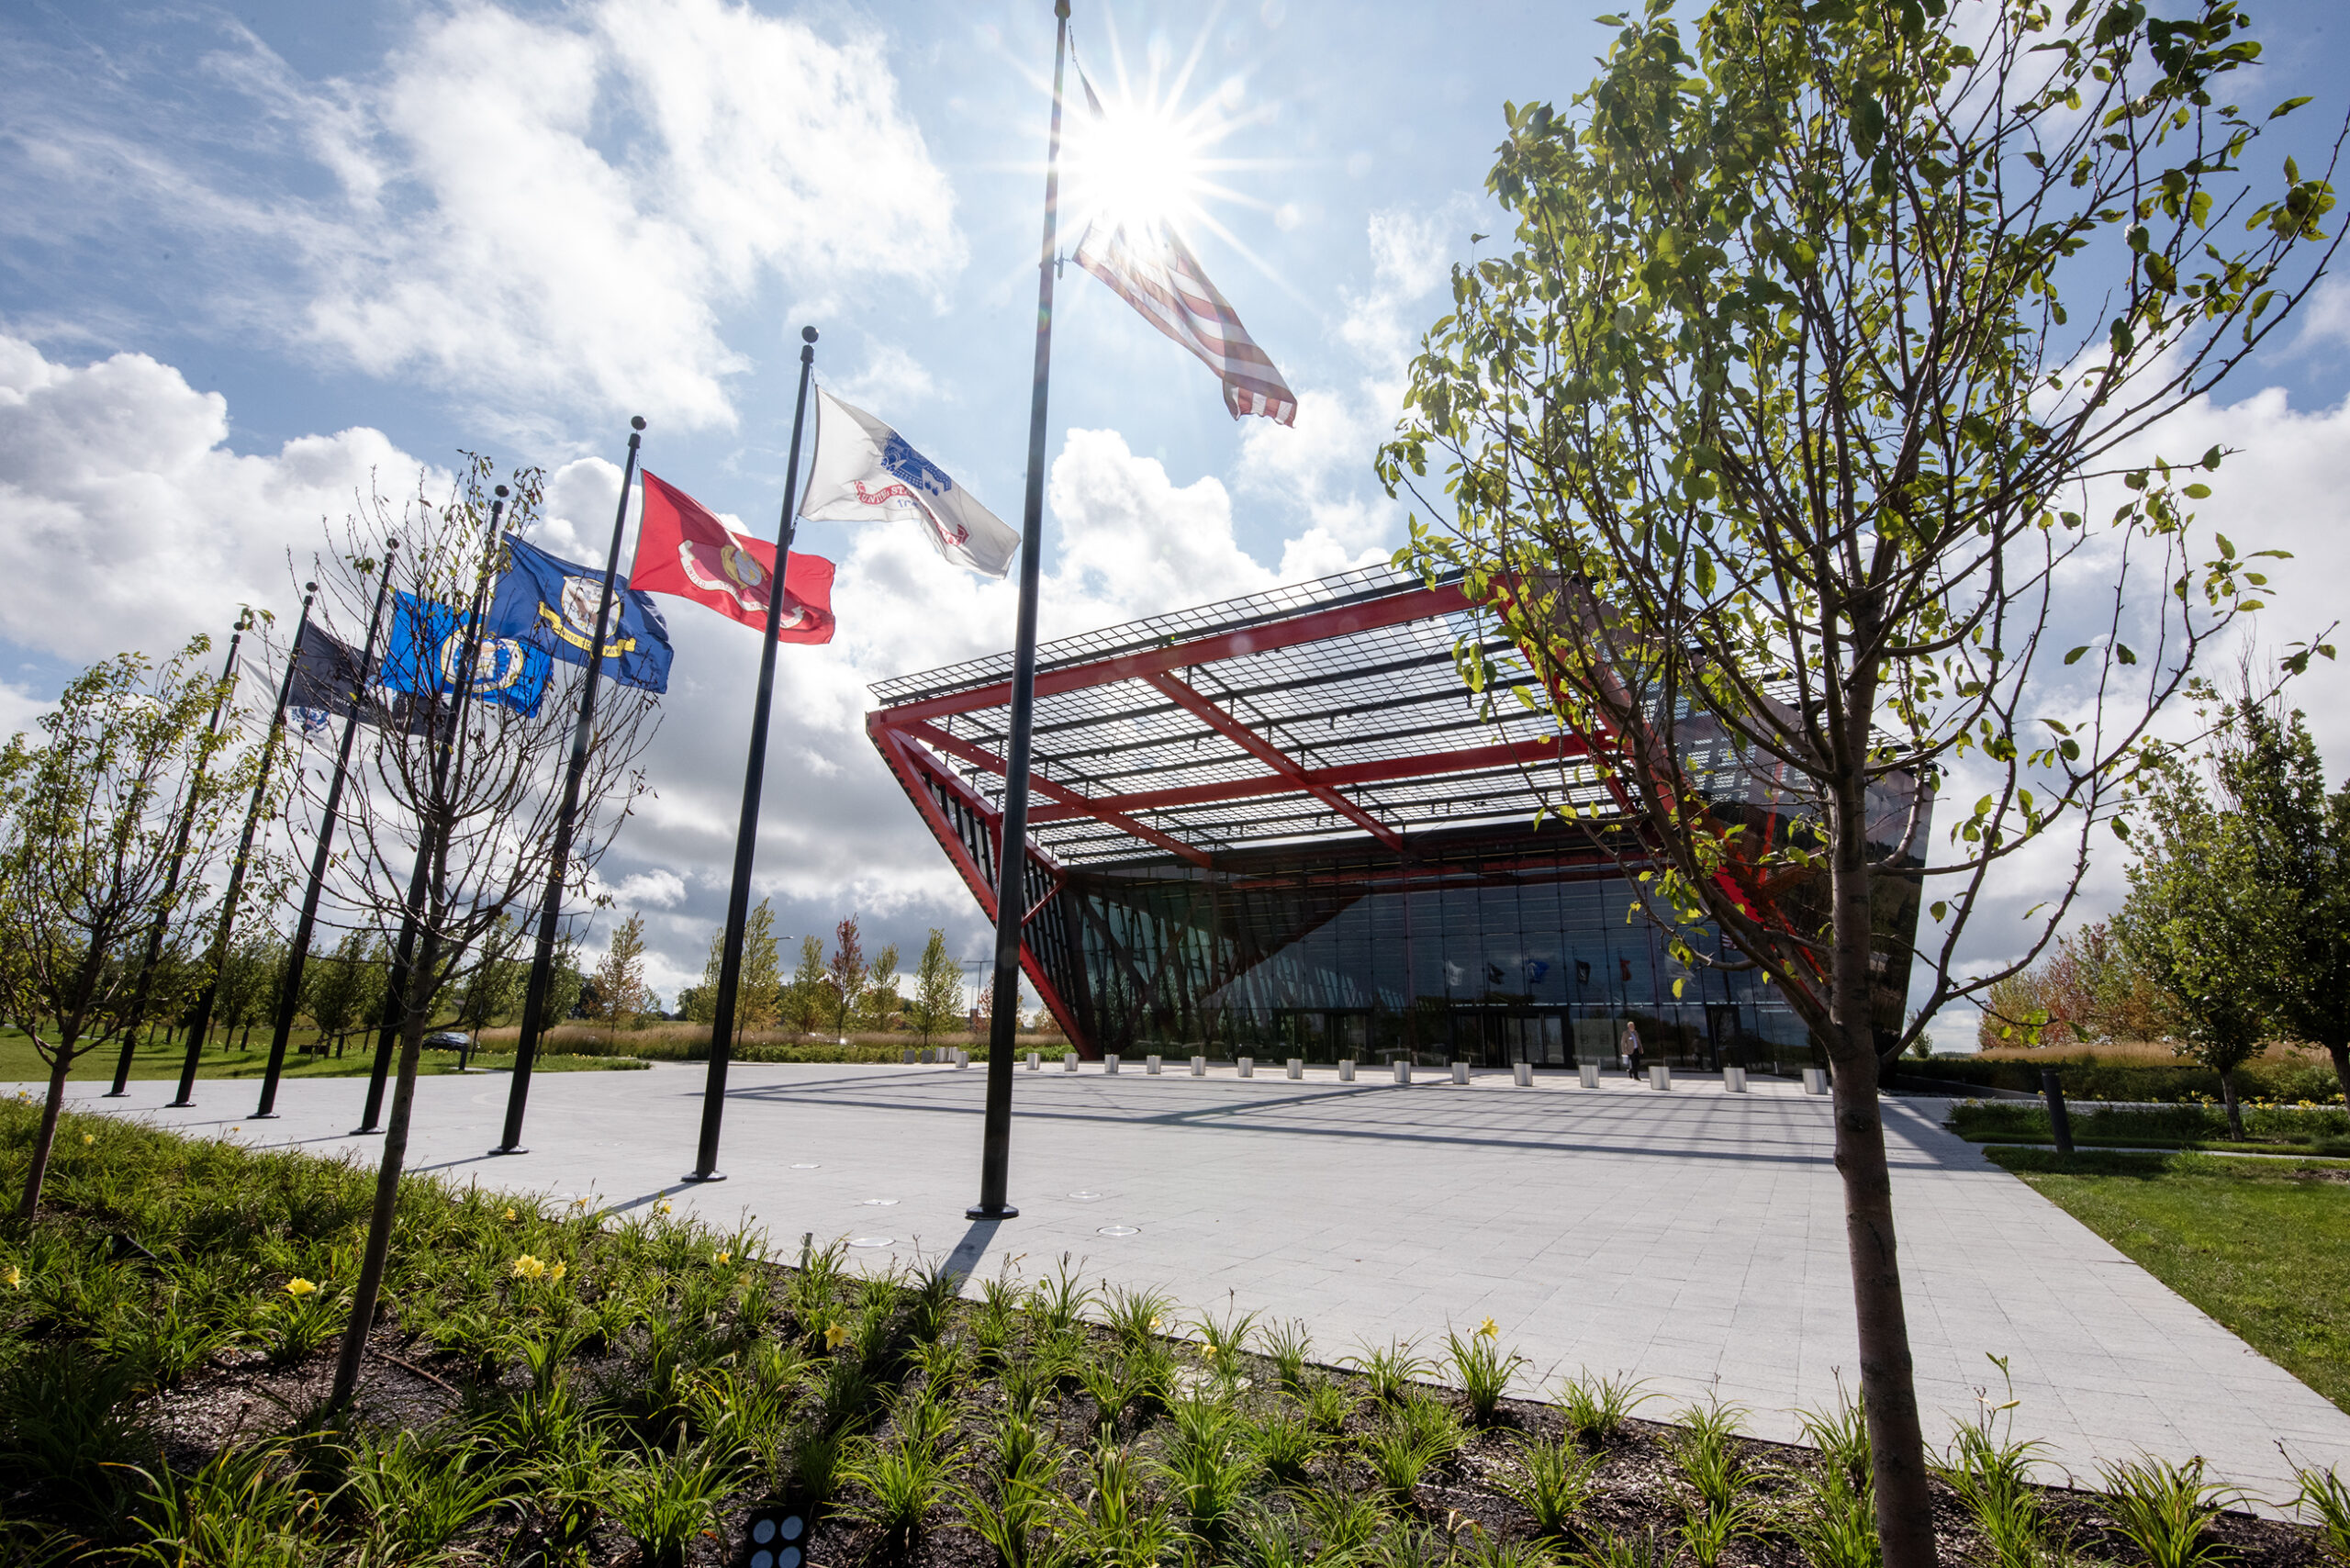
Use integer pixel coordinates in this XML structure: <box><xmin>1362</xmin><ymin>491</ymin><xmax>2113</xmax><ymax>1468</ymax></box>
<box><xmin>0</xmin><ymin>1027</ymin><xmax>643</xmax><ymax>1085</ymax></box>
<box><xmin>1989</xmin><ymin>1147</ymin><xmax>2350</xmax><ymax>1415</ymax></box>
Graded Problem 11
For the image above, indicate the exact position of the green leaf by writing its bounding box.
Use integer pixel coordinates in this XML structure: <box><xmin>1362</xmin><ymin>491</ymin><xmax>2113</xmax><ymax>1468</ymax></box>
<box><xmin>2115</xmin><ymin>644</ymin><xmax>2138</xmax><ymax>665</ymax></box>
<box><xmin>2110</xmin><ymin>316</ymin><xmax>2136</xmax><ymax>357</ymax></box>
<box><xmin>2183</xmin><ymin>483</ymin><xmax>2211</xmax><ymax>499</ymax></box>
<box><xmin>2271</xmin><ymin>96</ymin><xmax>2313</xmax><ymax>119</ymax></box>
<box><xmin>2064</xmin><ymin>645</ymin><xmax>2091</xmax><ymax>665</ymax></box>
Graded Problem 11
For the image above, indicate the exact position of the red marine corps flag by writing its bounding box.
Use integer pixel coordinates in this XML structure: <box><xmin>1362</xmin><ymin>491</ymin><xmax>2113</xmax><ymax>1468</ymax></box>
<box><xmin>631</xmin><ymin>472</ymin><xmax>835</xmax><ymax>644</ymax></box>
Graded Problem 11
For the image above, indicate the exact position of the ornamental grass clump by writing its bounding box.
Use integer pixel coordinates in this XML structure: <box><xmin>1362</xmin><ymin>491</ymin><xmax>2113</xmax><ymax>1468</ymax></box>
<box><xmin>1446</xmin><ymin>1319</ymin><xmax>1529</xmax><ymax>1424</ymax></box>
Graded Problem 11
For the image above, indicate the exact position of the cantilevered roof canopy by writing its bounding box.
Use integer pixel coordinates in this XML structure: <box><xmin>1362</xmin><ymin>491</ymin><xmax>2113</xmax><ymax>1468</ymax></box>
<box><xmin>866</xmin><ymin>564</ymin><xmax>1636</xmax><ymax>869</ymax></box>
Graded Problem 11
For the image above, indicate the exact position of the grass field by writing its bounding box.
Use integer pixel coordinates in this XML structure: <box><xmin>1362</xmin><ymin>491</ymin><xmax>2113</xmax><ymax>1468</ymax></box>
<box><xmin>1988</xmin><ymin>1147</ymin><xmax>2350</xmax><ymax>1417</ymax></box>
<box><xmin>0</xmin><ymin>1026</ymin><xmax>643</xmax><ymax>1085</ymax></box>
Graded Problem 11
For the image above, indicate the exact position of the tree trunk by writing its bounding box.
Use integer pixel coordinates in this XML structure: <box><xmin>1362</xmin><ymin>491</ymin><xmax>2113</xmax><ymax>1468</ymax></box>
<box><xmin>2219</xmin><ymin>1068</ymin><xmax>2245</xmax><ymax>1140</ymax></box>
<box><xmin>17</xmin><ymin>1042</ymin><xmax>78</xmax><ymax>1219</ymax></box>
<box><xmin>330</xmin><ymin>924</ymin><xmax>441</xmax><ymax>1411</ymax></box>
<box><xmin>2328</xmin><ymin>1043</ymin><xmax>2350</xmax><ymax>1114</ymax></box>
<box><xmin>1828</xmin><ymin>780</ymin><xmax>1937</xmax><ymax>1568</ymax></box>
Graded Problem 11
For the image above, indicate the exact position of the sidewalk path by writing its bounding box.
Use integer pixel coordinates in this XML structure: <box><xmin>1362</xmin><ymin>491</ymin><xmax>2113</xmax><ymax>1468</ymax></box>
<box><xmin>41</xmin><ymin>1060</ymin><xmax>2350</xmax><ymax>1505</ymax></box>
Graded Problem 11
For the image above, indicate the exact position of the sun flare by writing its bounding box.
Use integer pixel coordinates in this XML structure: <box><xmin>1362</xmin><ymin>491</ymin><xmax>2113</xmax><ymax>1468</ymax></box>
<box><xmin>1068</xmin><ymin>96</ymin><xmax>1214</xmax><ymax>234</ymax></box>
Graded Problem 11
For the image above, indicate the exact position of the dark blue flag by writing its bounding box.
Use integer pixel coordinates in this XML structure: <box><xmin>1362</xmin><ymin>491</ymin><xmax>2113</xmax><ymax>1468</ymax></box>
<box><xmin>487</xmin><ymin>533</ymin><xmax>673</xmax><ymax>694</ymax></box>
<box><xmin>380</xmin><ymin>592</ymin><xmax>552</xmax><ymax>718</ymax></box>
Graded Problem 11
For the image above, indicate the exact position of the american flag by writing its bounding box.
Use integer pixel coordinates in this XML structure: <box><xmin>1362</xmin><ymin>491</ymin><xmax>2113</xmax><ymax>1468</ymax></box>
<box><xmin>1074</xmin><ymin>218</ymin><xmax>1299</xmax><ymax>426</ymax></box>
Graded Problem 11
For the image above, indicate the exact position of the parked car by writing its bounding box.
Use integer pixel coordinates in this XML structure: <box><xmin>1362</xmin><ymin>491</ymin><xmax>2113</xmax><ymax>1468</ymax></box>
<box><xmin>422</xmin><ymin>1029</ymin><xmax>475</xmax><ymax>1069</ymax></box>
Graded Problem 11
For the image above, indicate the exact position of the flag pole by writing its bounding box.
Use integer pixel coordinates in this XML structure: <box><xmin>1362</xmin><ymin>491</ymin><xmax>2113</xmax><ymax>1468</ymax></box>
<box><xmin>494</xmin><ymin>418</ymin><xmax>647</xmax><ymax>1156</ymax></box>
<box><xmin>169</xmin><ymin>585</ymin><xmax>317</xmax><ymax>1108</ymax></box>
<box><xmin>106</xmin><ymin>620</ymin><xmax>250</xmax><ymax>1096</ymax></box>
<box><xmin>969</xmin><ymin>0</ymin><xmax>1070</xmax><ymax>1221</ymax></box>
<box><xmin>357</xmin><ymin>487</ymin><xmax>509</xmax><ymax>1133</ymax></box>
<box><xmin>685</xmin><ymin>326</ymin><xmax>820</xmax><ymax>1183</ymax></box>
<box><xmin>252</xmin><ymin>541</ymin><xmax>401</xmax><ymax>1118</ymax></box>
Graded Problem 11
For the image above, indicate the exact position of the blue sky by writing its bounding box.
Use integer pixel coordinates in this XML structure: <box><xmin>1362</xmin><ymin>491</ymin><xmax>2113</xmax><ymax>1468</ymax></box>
<box><xmin>6</xmin><ymin>0</ymin><xmax>2350</xmax><ymax>1028</ymax></box>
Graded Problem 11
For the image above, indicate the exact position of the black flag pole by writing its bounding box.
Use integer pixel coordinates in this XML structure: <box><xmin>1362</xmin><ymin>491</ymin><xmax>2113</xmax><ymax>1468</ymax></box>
<box><xmin>169</xmin><ymin>585</ymin><xmax>317</xmax><ymax>1109</ymax></box>
<box><xmin>494</xmin><ymin>417</ymin><xmax>648</xmax><ymax>1156</ymax></box>
<box><xmin>106</xmin><ymin>619</ymin><xmax>250</xmax><ymax>1097</ymax></box>
<box><xmin>684</xmin><ymin>326</ymin><xmax>820</xmax><ymax>1184</ymax></box>
<box><xmin>969</xmin><ymin>0</ymin><xmax>1071</xmax><ymax>1221</ymax></box>
<box><xmin>357</xmin><ymin>487</ymin><xmax>510</xmax><ymax>1133</ymax></box>
<box><xmin>252</xmin><ymin>540</ymin><xmax>401</xmax><ymax>1119</ymax></box>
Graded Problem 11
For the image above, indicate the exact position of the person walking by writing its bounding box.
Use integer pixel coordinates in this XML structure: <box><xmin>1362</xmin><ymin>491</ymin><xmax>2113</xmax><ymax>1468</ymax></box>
<box><xmin>1622</xmin><ymin>1020</ymin><xmax>1644</xmax><ymax>1080</ymax></box>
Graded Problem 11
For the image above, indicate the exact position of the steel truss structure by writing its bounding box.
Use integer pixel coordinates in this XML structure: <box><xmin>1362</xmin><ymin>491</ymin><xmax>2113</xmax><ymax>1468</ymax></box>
<box><xmin>868</xmin><ymin>564</ymin><xmax>1929</xmax><ymax>1058</ymax></box>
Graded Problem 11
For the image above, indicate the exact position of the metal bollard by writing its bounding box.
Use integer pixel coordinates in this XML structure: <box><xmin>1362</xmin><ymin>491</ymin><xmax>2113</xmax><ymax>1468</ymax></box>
<box><xmin>1147</xmin><ymin>1055</ymin><xmax>1161</xmax><ymax>1075</ymax></box>
<box><xmin>2040</xmin><ymin>1069</ymin><xmax>2075</xmax><ymax>1155</ymax></box>
<box><xmin>1649</xmin><ymin>1063</ymin><xmax>1672</xmax><ymax>1091</ymax></box>
<box><xmin>1104</xmin><ymin>1053</ymin><xmax>1120</xmax><ymax>1075</ymax></box>
<box><xmin>1578</xmin><ymin>1061</ymin><xmax>1600</xmax><ymax>1089</ymax></box>
<box><xmin>1393</xmin><ymin>1059</ymin><xmax>1412</xmax><ymax>1084</ymax></box>
<box><xmin>1451</xmin><ymin>1060</ymin><xmax>1470</xmax><ymax>1084</ymax></box>
<box><xmin>1286</xmin><ymin>1058</ymin><xmax>1303</xmax><ymax>1080</ymax></box>
<box><xmin>1514</xmin><ymin>1061</ymin><xmax>1532</xmax><ymax>1087</ymax></box>
<box><xmin>1191</xmin><ymin>1056</ymin><xmax>1206</xmax><ymax>1077</ymax></box>
<box><xmin>1338</xmin><ymin>1058</ymin><xmax>1356</xmax><ymax>1081</ymax></box>
<box><xmin>1724</xmin><ymin>1065</ymin><xmax>1747</xmax><ymax>1092</ymax></box>
<box><xmin>956</xmin><ymin>1049</ymin><xmax>969</xmax><ymax>1068</ymax></box>
<box><xmin>1063</xmin><ymin>1053</ymin><xmax>1079</xmax><ymax>1072</ymax></box>
<box><xmin>1026</xmin><ymin>1051</ymin><xmax>1040</xmax><ymax>1071</ymax></box>
<box><xmin>902</xmin><ymin>1048</ymin><xmax>916</xmax><ymax>1064</ymax></box>
<box><xmin>1237</xmin><ymin>1056</ymin><xmax>1254</xmax><ymax>1079</ymax></box>
<box><xmin>1803</xmin><ymin>1066</ymin><xmax>1829</xmax><ymax>1095</ymax></box>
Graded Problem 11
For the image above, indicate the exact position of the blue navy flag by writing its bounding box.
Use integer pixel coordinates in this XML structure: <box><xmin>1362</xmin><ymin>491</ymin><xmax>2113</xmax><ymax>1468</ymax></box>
<box><xmin>380</xmin><ymin>592</ymin><xmax>552</xmax><ymax>718</ymax></box>
<box><xmin>487</xmin><ymin>534</ymin><xmax>673</xmax><ymax>694</ymax></box>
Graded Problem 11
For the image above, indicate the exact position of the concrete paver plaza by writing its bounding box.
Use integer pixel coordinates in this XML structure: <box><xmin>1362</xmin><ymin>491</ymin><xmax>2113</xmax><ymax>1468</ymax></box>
<box><xmin>50</xmin><ymin>1058</ymin><xmax>2350</xmax><ymax>1500</ymax></box>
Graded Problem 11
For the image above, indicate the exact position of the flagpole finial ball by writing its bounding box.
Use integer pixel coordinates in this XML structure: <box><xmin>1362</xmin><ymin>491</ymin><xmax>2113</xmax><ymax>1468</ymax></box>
<box><xmin>495</xmin><ymin>484</ymin><xmax>510</xmax><ymax>498</ymax></box>
<box><xmin>632</xmin><ymin>415</ymin><xmax>647</xmax><ymax>431</ymax></box>
<box><xmin>801</xmin><ymin>325</ymin><xmax>818</xmax><ymax>343</ymax></box>
<box><xmin>305</xmin><ymin>581</ymin><xmax>319</xmax><ymax>594</ymax></box>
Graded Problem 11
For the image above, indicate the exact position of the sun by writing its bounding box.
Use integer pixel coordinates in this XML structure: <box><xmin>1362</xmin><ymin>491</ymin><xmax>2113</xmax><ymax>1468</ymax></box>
<box><xmin>1054</xmin><ymin>24</ymin><xmax>1277</xmax><ymax>250</ymax></box>
<box><xmin>1067</xmin><ymin>94</ymin><xmax>1214</xmax><ymax>235</ymax></box>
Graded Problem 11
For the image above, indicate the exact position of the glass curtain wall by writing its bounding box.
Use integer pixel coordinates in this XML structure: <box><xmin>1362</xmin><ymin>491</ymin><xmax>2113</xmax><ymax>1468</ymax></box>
<box><xmin>1047</xmin><ymin>818</ymin><xmax>1919</xmax><ymax>1070</ymax></box>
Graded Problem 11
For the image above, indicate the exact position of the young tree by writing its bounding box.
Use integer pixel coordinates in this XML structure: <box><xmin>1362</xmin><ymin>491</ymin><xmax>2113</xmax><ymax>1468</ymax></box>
<box><xmin>590</xmin><ymin>913</ymin><xmax>650</xmax><ymax>1039</ymax></box>
<box><xmin>0</xmin><ymin>641</ymin><xmax>248</xmax><ymax>1215</ymax></box>
<box><xmin>454</xmin><ymin>913</ymin><xmax>526</xmax><ymax>1032</ymax></box>
<box><xmin>685</xmin><ymin>924</ymin><xmax>724</xmax><ymax>1025</ymax></box>
<box><xmin>854</xmin><ymin>943</ymin><xmax>902</xmax><ymax>1032</ymax></box>
<box><xmin>825</xmin><ymin>915</ymin><xmax>866</xmax><ymax>1039</ymax></box>
<box><xmin>529</xmin><ymin>934</ymin><xmax>587</xmax><ymax>1035</ymax></box>
<box><xmin>2114</xmin><ymin>753</ymin><xmax>2270</xmax><ymax>1137</ymax></box>
<box><xmin>1378</xmin><ymin>4</ymin><xmax>2342</xmax><ymax>1556</ymax></box>
<box><xmin>305</xmin><ymin>929</ymin><xmax>383</xmax><ymax>1057</ymax></box>
<box><xmin>2216</xmin><ymin>691</ymin><xmax>2350</xmax><ymax>1108</ymax></box>
<box><xmin>784</xmin><ymin>935</ymin><xmax>829</xmax><ymax>1035</ymax></box>
<box><xmin>909</xmin><ymin>928</ymin><xmax>962</xmax><ymax>1047</ymax></box>
<box><xmin>309</xmin><ymin>461</ymin><xmax>657</xmax><ymax>1408</ymax></box>
<box><xmin>212</xmin><ymin>931</ymin><xmax>285</xmax><ymax>1051</ymax></box>
<box><xmin>738</xmin><ymin>898</ymin><xmax>783</xmax><ymax>1041</ymax></box>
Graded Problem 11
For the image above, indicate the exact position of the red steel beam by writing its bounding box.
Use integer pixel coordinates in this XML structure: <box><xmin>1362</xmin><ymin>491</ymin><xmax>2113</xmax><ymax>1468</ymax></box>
<box><xmin>872</xmin><ymin>582</ymin><xmax>1472</xmax><ymax>726</ymax></box>
<box><xmin>1142</xmin><ymin>671</ymin><xmax>1404</xmax><ymax>850</ymax></box>
<box><xmin>867</xmin><ymin>715</ymin><xmax>1091</xmax><ymax>1047</ymax></box>
<box><xmin>1027</xmin><ymin>734</ymin><xmax>1594</xmax><ymax>823</ymax></box>
<box><xmin>901</xmin><ymin>719</ymin><xmax>1215</xmax><ymax>869</ymax></box>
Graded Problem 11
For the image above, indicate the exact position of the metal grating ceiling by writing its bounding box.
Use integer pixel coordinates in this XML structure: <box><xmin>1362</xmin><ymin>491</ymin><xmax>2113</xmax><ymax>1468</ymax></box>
<box><xmin>867</xmin><ymin>565</ymin><xmax>1641</xmax><ymax>868</ymax></box>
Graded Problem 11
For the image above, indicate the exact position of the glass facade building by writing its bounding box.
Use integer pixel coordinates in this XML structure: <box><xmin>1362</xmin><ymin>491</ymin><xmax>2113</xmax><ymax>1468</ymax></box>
<box><xmin>868</xmin><ymin>566</ymin><xmax>1928</xmax><ymax>1067</ymax></box>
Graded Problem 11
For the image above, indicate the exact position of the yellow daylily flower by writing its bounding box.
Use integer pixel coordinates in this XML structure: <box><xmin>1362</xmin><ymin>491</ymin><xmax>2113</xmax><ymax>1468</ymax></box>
<box><xmin>511</xmin><ymin>1254</ymin><xmax>547</xmax><ymax>1281</ymax></box>
<box><xmin>82</xmin><ymin>1133</ymin><xmax>94</xmax><ymax>1145</ymax></box>
<box><xmin>503</xmin><ymin>1207</ymin><xmax>517</xmax><ymax>1222</ymax></box>
<box><xmin>716</xmin><ymin>1250</ymin><xmax>733</xmax><ymax>1265</ymax></box>
<box><xmin>655</xmin><ymin>1199</ymin><xmax>674</xmax><ymax>1215</ymax></box>
<box><xmin>4</xmin><ymin>1265</ymin><xmax>21</xmax><ymax>1290</ymax></box>
<box><xmin>549</xmin><ymin>1261</ymin><xmax>567</xmax><ymax>1285</ymax></box>
<box><xmin>824</xmin><ymin>1322</ymin><xmax>849</xmax><ymax>1350</ymax></box>
<box><xmin>285</xmin><ymin>1278</ymin><xmax>319</xmax><ymax>1298</ymax></box>
<box><xmin>1477</xmin><ymin>1316</ymin><xmax>1499</xmax><ymax>1339</ymax></box>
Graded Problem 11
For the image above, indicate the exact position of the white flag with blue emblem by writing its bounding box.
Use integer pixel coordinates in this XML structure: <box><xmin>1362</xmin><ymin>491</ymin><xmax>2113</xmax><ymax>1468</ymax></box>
<box><xmin>798</xmin><ymin>388</ymin><xmax>1021</xmax><ymax>578</ymax></box>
